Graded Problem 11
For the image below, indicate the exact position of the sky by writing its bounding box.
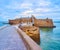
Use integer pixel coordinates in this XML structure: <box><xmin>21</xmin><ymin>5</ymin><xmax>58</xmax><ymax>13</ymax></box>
<box><xmin>0</xmin><ymin>0</ymin><xmax>60</xmax><ymax>21</ymax></box>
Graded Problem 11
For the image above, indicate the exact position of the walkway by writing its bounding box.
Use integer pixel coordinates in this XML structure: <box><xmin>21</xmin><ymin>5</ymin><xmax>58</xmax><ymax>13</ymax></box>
<box><xmin>0</xmin><ymin>26</ymin><xmax>27</xmax><ymax>50</ymax></box>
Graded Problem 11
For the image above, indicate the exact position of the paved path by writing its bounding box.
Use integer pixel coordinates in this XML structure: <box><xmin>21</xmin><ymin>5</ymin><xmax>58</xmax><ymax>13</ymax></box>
<box><xmin>0</xmin><ymin>26</ymin><xmax>27</xmax><ymax>50</ymax></box>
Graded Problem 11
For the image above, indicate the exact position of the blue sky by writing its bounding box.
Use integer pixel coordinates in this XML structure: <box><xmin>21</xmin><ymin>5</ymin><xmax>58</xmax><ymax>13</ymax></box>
<box><xmin>0</xmin><ymin>0</ymin><xmax>60</xmax><ymax>21</ymax></box>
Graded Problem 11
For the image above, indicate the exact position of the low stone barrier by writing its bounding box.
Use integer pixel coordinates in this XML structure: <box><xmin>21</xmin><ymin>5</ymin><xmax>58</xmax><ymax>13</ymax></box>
<box><xmin>16</xmin><ymin>27</ymin><xmax>41</xmax><ymax>50</ymax></box>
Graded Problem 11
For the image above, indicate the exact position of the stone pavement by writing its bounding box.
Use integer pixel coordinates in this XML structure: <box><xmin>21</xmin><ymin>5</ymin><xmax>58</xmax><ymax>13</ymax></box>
<box><xmin>0</xmin><ymin>26</ymin><xmax>27</xmax><ymax>50</ymax></box>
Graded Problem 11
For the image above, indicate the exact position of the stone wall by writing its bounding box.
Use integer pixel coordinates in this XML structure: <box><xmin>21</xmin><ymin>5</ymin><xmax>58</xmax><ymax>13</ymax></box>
<box><xmin>9</xmin><ymin>20</ymin><xmax>20</xmax><ymax>25</ymax></box>
<box><xmin>34</xmin><ymin>19</ymin><xmax>54</xmax><ymax>27</ymax></box>
<box><xmin>9</xmin><ymin>16</ymin><xmax>54</xmax><ymax>27</ymax></box>
<box><xmin>20</xmin><ymin>18</ymin><xmax>32</xmax><ymax>23</ymax></box>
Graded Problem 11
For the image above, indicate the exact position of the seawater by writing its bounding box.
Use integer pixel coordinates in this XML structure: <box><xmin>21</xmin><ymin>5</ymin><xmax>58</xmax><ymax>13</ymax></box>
<box><xmin>40</xmin><ymin>22</ymin><xmax>60</xmax><ymax>50</ymax></box>
<box><xmin>0</xmin><ymin>23</ymin><xmax>5</xmax><ymax>27</ymax></box>
<box><xmin>0</xmin><ymin>23</ymin><xmax>9</xmax><ymax>27</ymax></box>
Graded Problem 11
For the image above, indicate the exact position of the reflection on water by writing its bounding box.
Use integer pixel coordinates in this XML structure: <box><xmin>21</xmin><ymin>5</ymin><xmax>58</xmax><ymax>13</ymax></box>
<box><xmin>40</xmin><ymin>23</ymin><xmax>60</xmax><ymax>50</ymax></box>
<box><xmin>40</xmin><ymin>28</ymin><xmax>53</xmax><ymax>33</ymax></box>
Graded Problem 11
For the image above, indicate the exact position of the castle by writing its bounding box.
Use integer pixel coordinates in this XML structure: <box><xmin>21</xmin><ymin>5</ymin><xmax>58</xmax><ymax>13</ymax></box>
<box><xmin>9</xmin><ymin>15</ymin><xmax>55</xmax><ymax>28</ymax></box>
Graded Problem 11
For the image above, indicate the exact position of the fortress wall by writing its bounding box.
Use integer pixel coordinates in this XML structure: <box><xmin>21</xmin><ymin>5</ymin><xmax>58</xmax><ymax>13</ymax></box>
<box><xmin>20</xmin><ymin>18</ymin><xmax>32</xmax><ymax>23</ymax></box>
<box><xmin>9</xmin><ymin>17</ymin><xmax>54</xmax><ymax>27</ymax></box>
<box><xmin>9</xmin><ymin>19</ymin><xmax>20</xmax><ymax>25</ymax></box>
<box><xmin>9</xmin><ymin>17</ymin><xmax>34</xmax><ymax>25</ymax></box>
<box><xmin>34</xmin><ymin>19</ymin><xmax>54</xmax><ymax>27</ymax></box>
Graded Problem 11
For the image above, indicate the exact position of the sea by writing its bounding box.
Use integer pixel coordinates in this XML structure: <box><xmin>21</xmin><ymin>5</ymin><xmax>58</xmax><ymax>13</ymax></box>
<box><xmin>40</xmin><ymin>21</ymin><xmax>60</xmax><ymax>50</ymax></box>
<box><xmin>0</xmin><ymin>20</ymin><xmax>60</xmax><ymax>50</ymax></box>
<box><xmin>0</xmin><ymin>21</ymin><xmax>8</xmax><ymax>27</ymax></box>
<box><xmin>0</xmin><ymin>23</ymin><xmax>5</xmax><ymax>27</ymax></box>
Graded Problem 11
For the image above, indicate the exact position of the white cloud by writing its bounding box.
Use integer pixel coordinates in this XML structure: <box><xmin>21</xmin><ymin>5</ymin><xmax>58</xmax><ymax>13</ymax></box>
<box><xmin>22</xmin><ymin>10</ymin><xmax>33</xmax><ymax>14</ymax></box>
<box><xmin>14</xmin><ymin>9</ymin><xmax>44</xmax><ymax>18</ymax></box>
<box><xmin>6</xmin><ymin>1</ymin><xmax>32</xmax><ymax>10</ymax></box>
<box><xmin>35</xmin><ymin>8</ymin><xmax>51</xmax><ymax>12</ymax></box>
<box><xmin>0</xmin><ymin>0</ymin><xmax>60</xmax><ymax>21</ymax></box>
<box><xmin>14</xmin><ymin>16</ymin><xmax>20</xmax><ymax>19</ymax></box>
<box><xmin>32</xmin><ymin>13</ymin><xmax>43</xmax><ymax>17</ymax></box>
<box><xmin>16</xmin><ymin>9</ymin><xmax>34</xmax><ymax>17</ymax></box>
<box><xmin>39</xmin><ymin>1</ymin><xmax>51</xmax><ymax>6</ymax></box>
<box><xmin>20</xmin><ymin>3</ymin><xmax>32</xmax><ymax>9</ymax></box>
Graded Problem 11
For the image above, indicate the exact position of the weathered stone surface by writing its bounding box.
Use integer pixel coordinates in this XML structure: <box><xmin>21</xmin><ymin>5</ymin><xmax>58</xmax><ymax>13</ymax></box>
<box><xmin>34</xmin><ymin>19</ymin><xmax>54</xmax><ymax>27</ymax></box>
<box><xmin>0</xmin><ymin>26</ymin><xmax>27</xmax><ymax>50</ymax></box>
<box><xmin>19</xmin><ymin>26</ymin><xmax>40</xmax><ymax>44</ymax></box>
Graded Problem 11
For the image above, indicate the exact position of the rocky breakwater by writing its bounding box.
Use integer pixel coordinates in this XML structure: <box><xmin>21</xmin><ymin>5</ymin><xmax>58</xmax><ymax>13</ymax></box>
<box><xmin>19</xmin><ymin>26</ymin><xmax>40</xmax><ymax>44</ymax></box>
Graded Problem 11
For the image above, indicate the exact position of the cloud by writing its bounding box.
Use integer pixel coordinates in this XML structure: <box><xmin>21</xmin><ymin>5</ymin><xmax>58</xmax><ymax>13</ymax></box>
<box><xmin>0</xmin><ymin>0</ymin><xmax>60</xmax><ymax>21</ymax></box>
<box><xmin>20</xmin><ymin>3</ymin><xmax>32</xmax><ymax>9</ymax></box>
<box><xmin>39</xmin><ymin>0</ymin><xmax>51</xmax><ymax>7</ymax></box>
<box><xmin>6</xmin><ymin>1</ymin><xmax>32</xmax><ymax>10</ymax></box>
<box><xmin>22</xmin><ymin>10</ymin><xmax>33</xmax><ymax>14</ymax></box>
<box><xmin>34</xmin><ymin>8</ymin><xmax>51</xmax><ymax>13</ymax></box>
<box><xmin>15</xmin><ymin>10</ymin><xmax>33</xmax><ymax>17</ymax></box>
